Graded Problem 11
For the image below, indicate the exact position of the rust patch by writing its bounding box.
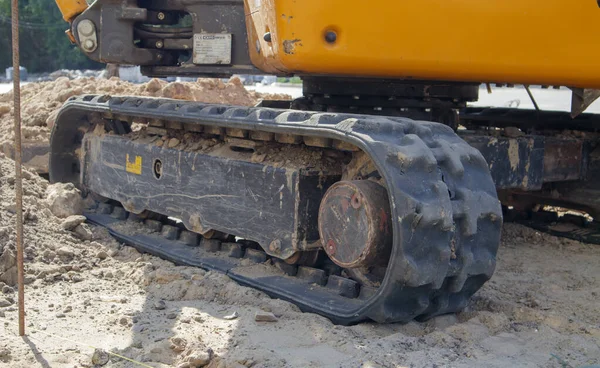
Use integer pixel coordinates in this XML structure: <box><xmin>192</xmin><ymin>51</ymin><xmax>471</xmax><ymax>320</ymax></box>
<box><xmin>283</xmin><ymin>39</ymin><xmax>301</xmax><ymax>54</ymax></box>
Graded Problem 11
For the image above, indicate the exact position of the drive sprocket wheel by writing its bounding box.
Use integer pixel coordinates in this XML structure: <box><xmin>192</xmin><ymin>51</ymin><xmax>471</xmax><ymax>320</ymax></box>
<box><xmin>375</xmin><ymin>119</ymin><xmax>501</xmax><ymax>321</ymax></box>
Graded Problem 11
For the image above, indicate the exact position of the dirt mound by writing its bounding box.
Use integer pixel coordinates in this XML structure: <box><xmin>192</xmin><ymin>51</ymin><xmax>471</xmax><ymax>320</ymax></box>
<box><xmin>0</xmin><ymin>152</ymin><xmax>100</xmax><ymax>287</ymax></box>
<box><xmin>0</xmin><ymin>77</ymin><xmax>289</xmax><ymax>151</ymax></box>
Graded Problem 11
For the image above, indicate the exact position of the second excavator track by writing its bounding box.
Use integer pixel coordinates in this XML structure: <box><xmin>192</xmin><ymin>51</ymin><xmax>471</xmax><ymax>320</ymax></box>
<box><xmin>49</xmin><ymin>95</ymin><xmax>502</xmax><ymax>324</ymax></box>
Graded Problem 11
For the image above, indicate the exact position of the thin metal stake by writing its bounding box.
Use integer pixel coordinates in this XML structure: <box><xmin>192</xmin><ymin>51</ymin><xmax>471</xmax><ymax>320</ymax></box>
<box><xmin>524</xmin><ymin>85</ymin><xmax>540</xmax><ymax>112</ymax></box>
<box><xmin>11</xmin><ymin>0</ymin><xmax>25</xmax><ymax>337</ymax></box>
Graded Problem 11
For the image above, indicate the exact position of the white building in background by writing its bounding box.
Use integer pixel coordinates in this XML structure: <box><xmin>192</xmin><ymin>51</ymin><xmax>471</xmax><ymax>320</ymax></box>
<box><xmin>5</xmin><ymin>66</ymin><xmax>28</xmax><ymax>81</ymax></box>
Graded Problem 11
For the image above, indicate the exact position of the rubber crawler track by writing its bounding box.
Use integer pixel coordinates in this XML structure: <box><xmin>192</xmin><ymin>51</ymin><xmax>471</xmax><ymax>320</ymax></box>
<box><xmin>50</xmin><ymin>95</ymin><xmax>503</xmax><ymax>324</ymax></box>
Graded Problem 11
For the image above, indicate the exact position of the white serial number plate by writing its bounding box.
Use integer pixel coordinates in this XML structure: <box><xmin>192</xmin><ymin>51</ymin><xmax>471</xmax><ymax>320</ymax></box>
<box><xmin>193</xmin><ymin>33</ymin><xmax>232</xmax><ymax>65</ymax></box>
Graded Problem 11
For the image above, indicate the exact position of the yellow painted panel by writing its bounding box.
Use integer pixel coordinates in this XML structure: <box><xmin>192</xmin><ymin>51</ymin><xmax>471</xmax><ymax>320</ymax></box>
<box><xmin>246</xmin><ymin>0</ymin><xmax>600</xmax><ymax>88</ymax></box>
<box><xmin>125</xmin><ymin>154</ymin><xmax>142</xmax><ymax>175</ymax></box>
<box><xmin>55</xmin><ymin>0</ymin><xmax>88</xmax><ymax>22</ymax></box>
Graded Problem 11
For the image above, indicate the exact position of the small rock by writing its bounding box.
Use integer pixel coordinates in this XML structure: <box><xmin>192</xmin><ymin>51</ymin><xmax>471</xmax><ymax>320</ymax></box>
<box><xmin>193</xmin><ymin>316</ymin><xmax>204</xmax><ymax>323</ymax></box>
<box><xmin>56</xmin><ymin>313</ymin><xmax>66</xmax><ymax>318</ymax></box>
<box><xmin>46</xmin><ymin>182</ymin><xmax>83</xmax><ymax>218</ymax></box>
<box><xmin>0</xmin><ymin>250</ymin><xmax>17</xmax><ymax>285</ymax></box>
<box><xmin>91</xmin><ymin>349</ymin><xmax>110</xmax><ymax>366</ymax></box>
<box><xmin>73</xmin><ymin>224</ymin><xmax>93</xmax><ymax>241</ymax></box>
<box><xmin>168</xmin><ymin>138</ymin><xmax>180</xmax><ymax>148</ymax></box>
<box><xmin>63</xmin><ymin>306</ymin><xmax>73</xmax><ymax>313</ymax></box>
<box><xmin>254</xmin><ymin>311</ymin><xmax>278</xmax><ymax>322</ymax></box>
<box><xmin>60</xmin><ymin>215</ymin><xmax>87</xmax><ymax>231</ymax></box>
<box><xmin>119</xmin><ymin>316</ymin><xmax>128</xmax><ymax>326</ymax></box>
<box><xmin>71</xmin><ymin>275</ymin><xmax>84</xmax><ymax>283</ymax></box>
<box><xmin>2</xmin><ymin>285</ymin><xmax>14</xmax><ymax>294</ymax></box>
<box><xmin>0</xmin><ymin>347</ymin><xmax>11</xmax><ymax>360</ymax></box>
<box><xmin>132</xmin><ymin>341</ymin><xmax>143</xmax><ymax>349</ymax></box>
<box><xmin>169</xmin><ymin>337</ymin><xmax>187</xmax><ymax>352</ymax></box>
<box><xmin>430</xmin><ymin>314</ymin><xmax>458</xmax><ymax>330</ymax></box>
<box><xmin>223</xmin><ymin>311</ymin><xmax>239</xmax><ymax>320</ymax></box>
<box><xmin>251</xmin><ymin>153</ymin><xmax>266</xmax><ymax>163</ymax></box>
<box><xmin>186</xmin><ymin>350</ymin><xmax>212</xmax><ymax>367</ymax></box>
<box><xmin>241</xmin><ymin>360</ymin><xmax>255</xmax><ymax>367</ymax></box>
<box><xmin>166</xmin><ymin>312</ymin><xmax>177</xmax><ymax>320</ymax></box>
<box><xmin>153</xmin><ymin>300</ymin><xmax>166</xmax><ymax>310</ymax></box>
<box><xmin>56</xmin><ymin>247</ymin><xmax>75</xmax><ymax>259</ymax></box>
<box><xmin>361</xmin><ymin>361</ymin><xmax>384</xmax><ymax>368</ymax></box>
<box><xmin>0</xmin><ymin>297</ymin><xmax>13</xmax><ymax>307</ymax></box>
<box><xmin>96</xmin><ymin>251</ymin><xmax>109</xmax><ymax>260</ymax></box>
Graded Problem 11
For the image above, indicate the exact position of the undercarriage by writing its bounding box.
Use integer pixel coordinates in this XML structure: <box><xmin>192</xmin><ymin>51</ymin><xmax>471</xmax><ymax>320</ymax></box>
<box><xmin>48</xmin><ymin>0</ymin><xmax>600</xmax><ymax>324</ymax></box>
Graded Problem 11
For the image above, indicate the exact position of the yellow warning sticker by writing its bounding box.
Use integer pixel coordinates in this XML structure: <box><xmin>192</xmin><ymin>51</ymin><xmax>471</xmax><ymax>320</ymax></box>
<box><xmin>125</xmin><ymin>154</ymin><xmax>142</xmax><ymax>175</ymax></box>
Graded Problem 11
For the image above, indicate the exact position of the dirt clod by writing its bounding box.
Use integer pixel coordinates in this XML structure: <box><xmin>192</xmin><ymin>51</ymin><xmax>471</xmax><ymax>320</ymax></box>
<box><xmin>61</xmin><ymin>215</ymin><xmax>87</xmax><ymax>231</ymax></box>
<box><xmin>96</xmin><ymin>250</ymin><xmax>108</xmax><ymax>260</ymax></box>
<box><xmin>223</xmin><ymin>311</ymin><xmax>239</xmax><ymax>320</ymax></box>
<box><xmin>0</xmin><ymin>297</ymin><xmax>13</xmax><ymax>307</ymax></box>
<box><xmin>254</xmin><ymin>311</ymin><xmax>278</xmax><ymax>322</ymax></box>
<box><xmin>186</xmin><ymin>350</ymin><xmax>212</xmax><ymax>367</ymax></box>
<box><xmin>73</xmin><ymin>223</ymin><xmax>93</xmax><ymax>241</ymax></box>
<box><xmin>153</xmin><ymin>300</ymin><xmax>167</xmax><ymax>310</ymax></box>
<box><xmin>45</xmin><ymin>182</ymin><xmax>83</xmax><ymax>218</ymax></box>
<box><xmin>91</xmin><ymin>348</ymin><xmax>110</xmax><ymax>366</ymax></box>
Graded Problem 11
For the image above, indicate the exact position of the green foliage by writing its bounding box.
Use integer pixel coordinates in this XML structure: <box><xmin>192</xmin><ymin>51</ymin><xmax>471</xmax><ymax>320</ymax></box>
<box><xmin>277</xmin><ymin>76</ymin><xmax>302</xmax><ymax>84</ymax></box>
<box><xmin>0</xmin><ymin>0</ymin><xmax>102</xmax><ymax>74</ymax></box>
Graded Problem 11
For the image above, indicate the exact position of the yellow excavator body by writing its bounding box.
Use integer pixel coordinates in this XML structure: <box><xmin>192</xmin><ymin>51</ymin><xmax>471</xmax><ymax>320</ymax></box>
<box><xmin>247</xmin><ymin>0</ymin><xmax>600</xmax><ymax>88</ymax></box>
<box><xmin>55</xmin><ymin>0</ymin><xmax>88</xmax><ymax>21</ymax></box>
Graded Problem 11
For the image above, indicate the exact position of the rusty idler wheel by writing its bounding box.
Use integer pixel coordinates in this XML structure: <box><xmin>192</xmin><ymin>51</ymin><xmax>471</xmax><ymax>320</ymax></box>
<box><xmin>318</xmin><ymin>180</ymin><xmax>392</xmax><ymax>269</ymax></box>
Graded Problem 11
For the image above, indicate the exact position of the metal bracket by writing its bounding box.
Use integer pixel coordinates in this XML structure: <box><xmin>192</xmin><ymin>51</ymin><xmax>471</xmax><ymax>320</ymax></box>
<box><xmin>77</xmin><ymin>19</ymin><xmax>98</xmax><ymax>53</ymax></box>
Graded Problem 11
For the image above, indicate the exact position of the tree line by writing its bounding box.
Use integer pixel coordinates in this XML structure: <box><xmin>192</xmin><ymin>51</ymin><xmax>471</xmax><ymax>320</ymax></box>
<box><xmin>0</xmin><ymin>0</ymin><xmax>102</xmax><ymax>74</ymax></box>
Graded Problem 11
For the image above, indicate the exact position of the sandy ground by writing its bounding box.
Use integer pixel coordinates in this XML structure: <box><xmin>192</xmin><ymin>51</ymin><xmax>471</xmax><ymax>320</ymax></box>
<box><xmin>0</xmin><ymin>79</ymin><xmax>598</xmax><ymax>368</ymax></box>
<box><xmin>0</xmin><ymin>189</ymin><xmax>598</xmax><ymax>368</ymax></box>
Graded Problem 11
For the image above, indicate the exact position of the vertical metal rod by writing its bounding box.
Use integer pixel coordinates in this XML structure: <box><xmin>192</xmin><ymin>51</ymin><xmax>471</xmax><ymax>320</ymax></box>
<box><xmin>11</xmin><ymin>0</ymin><xmax>25</xmax><ymax>337</ymax></box>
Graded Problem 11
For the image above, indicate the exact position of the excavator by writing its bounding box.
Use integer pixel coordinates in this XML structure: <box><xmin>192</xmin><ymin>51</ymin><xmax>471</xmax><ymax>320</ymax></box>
<box><xmin>49</xmin><ymin>0</ymin><xmax>600</xmax><ymax>324</ymax></box>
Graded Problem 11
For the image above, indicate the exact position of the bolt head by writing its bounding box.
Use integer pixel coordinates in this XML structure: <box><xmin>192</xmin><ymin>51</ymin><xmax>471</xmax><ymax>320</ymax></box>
<box><xmin>155</xmin><ymin>41</ymin><xmax>164</xmax><ymax>49</ymax></box>
<box><xmin>157</xmin><ymin>12</ymin><xmax>165</xmax><ymax>20</ymax></box>
<box><xmin>263</xmin><ymin>32</ymin><xmax>272</xmax><ymax>42</ymax></box>
<box><xmin>83</xmin><ymin>39</ymin><xmax>95</xmax><ymax>51</ymax></box>
<box><xmin>324</xmin><ymin>31</ymin><xmax>337</xmax><ymax>44</ymax></box>
<box><xmin>78</xmin><ymin>20</ymin><xmax>94</xmax><ymax>37</ymax></box>
<box><xmin>326</xmin><ymin>239</ymin><xmax>336</xmax><ymax>255</ymax></box>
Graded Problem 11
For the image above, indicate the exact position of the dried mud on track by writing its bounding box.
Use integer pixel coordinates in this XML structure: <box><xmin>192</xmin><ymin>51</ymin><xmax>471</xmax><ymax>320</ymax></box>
<box><xmin>0</xmin><ymin>151</ymin><xmax>598</xmax><ymax>367</ymax></box>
